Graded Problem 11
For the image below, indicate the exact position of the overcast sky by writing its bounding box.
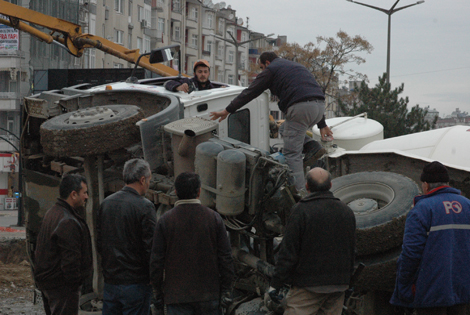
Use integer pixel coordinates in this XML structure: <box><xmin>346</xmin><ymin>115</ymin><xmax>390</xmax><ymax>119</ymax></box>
<box><xmin>224</xmin><ymin>0</ymin><xmax>470</xmax><ymax>118</ymax></box>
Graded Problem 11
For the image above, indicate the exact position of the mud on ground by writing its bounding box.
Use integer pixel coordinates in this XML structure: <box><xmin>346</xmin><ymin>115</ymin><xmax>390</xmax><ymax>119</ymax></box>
<box><xmin>0</xmin><ymin>262</ymin><xmax>45</xmax><ymax>315</ymax></box>
<box><xmin>0</xmin><ymin>238</ymin><xmax>45</xmax><ymax>315</ymax></box>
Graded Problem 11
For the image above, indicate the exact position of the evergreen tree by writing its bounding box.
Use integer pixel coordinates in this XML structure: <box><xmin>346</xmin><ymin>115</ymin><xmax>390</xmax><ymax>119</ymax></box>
<box><xmin>339</xmin><ymin>74</ymin><xmax>436</xmax><ymax>138</ymax></box>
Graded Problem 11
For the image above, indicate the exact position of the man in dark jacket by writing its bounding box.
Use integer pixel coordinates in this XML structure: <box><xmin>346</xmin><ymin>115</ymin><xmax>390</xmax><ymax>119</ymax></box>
<box><xmin>209</xmin><ymin>52</ymin><xmax>333</xmax><ymax>191</ymax></box>
<box><xmin>164</xmin><ymin>59</ymin><xmax>217</xmax><ymax>93</ymax></box>
<box><xmin>150</xmin><ymin>172</ymin><xmax>234</xmax><ymax>315</ymax></box>
<box><xmin>390</xmin><ymin>161</ymin><xmax>470</xmax><ymax>314</ymax></box>
<box><xmin>270</xmin><ymin>167</ymin><xmax>356</xmax><ymax>315</ymax></box>
<box><xmin>34</xmin><ymin>174</ymin><xmax>92</xmax><ymax>315</ymax></box>
<box><xmin>97</xmin><ymin>158</ymin><xmax>157</xmax><ymax>315</ymax></box>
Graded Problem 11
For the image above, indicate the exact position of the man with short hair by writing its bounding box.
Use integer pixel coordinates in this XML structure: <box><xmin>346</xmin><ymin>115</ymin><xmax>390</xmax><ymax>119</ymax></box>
<box><xmin>390</xmin><ymin>161</ymin><xmax>470</xmax><ymax>314</ymax></box>
<box><xmin>34</xmin><ymin>174</ymin><xmax>92</xmax><ymax>315</ymax></box>
<box><xmin>164</xmin><ymin>59</ymin><xmax>216</xmax><ymax>93</ymax></box>
<box><xmin>150</xmin><ymin>171</ymin><xmax>234</xmax><ymax>315</ymax></box>
<box><xmin>270</xmin><ymin>167</ymin><xmax>356</xmax><ymax>315</ymax></box>
<box><xmin>210</xmin><ymin>52</ymin><xmax>333</xmax><ymax>191</ymax></box>
<box><xmin>97</xmin><ymin>158</ymin><xmax>157</xmax><ymax>315</ymax></box>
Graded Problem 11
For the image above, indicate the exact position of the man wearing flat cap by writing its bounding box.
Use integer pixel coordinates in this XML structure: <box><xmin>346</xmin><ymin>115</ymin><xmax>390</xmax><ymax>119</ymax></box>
<box><xmin>390</xmin><ymin>161</ymin><xmax>470</xmax><ymax>314</ymax></box>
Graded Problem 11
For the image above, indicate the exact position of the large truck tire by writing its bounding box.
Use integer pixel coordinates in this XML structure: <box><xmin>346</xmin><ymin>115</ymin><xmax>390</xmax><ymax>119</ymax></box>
<box><xmin>355</xmin><ymin>246</ymin><xmax>401</xmax><ymax>292</ymax></box>
<box><xmin>40</xmin><ymin>105</ymin><xmax>144</xmax><ymax>157</ymax></box>
<box><xmin>331</xmin><ymin>172</ymin><xmax>419</xmax><ymax>256</ymax></box>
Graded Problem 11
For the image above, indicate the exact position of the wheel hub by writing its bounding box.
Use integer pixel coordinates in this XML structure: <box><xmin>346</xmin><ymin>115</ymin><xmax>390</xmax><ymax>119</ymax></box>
<box><xmin>66</xmin><ymin>107</ymin><xmax>116</xmax><ymax>125</ymax></box>
<box><xmin>348</xmin><ymin>198</ymin><xmax>378</xmax><ymax>214</ymax></box>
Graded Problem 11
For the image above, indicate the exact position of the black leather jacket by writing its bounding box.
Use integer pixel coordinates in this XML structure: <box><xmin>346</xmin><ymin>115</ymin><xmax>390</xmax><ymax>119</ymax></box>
<box><xmin>34</xmin><ymin>199</ymin><xmax>93</xmax><ymax>290</ymax></box>
<box><xmin>97</xmin><ymin>186</ymin><xmax>157</xmax><ymax>285</ymax></box>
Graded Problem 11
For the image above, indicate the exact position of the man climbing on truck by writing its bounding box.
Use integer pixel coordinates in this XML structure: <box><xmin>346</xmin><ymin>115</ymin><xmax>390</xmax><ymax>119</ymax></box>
<box><xmin>209</xmin><ymin>52</ymin><xmax>333</xmax><ymax>192</ymax></box>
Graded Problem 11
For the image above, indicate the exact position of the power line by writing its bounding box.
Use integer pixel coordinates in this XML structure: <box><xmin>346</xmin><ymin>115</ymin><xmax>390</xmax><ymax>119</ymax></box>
<box><xmin>392</xmin><ymin>66</ymin><xmax>470</xmax><ymax>78</ymax></box>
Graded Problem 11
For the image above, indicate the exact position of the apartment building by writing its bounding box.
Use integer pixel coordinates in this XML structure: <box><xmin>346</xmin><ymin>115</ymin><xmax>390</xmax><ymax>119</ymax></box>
<box><xmin>0</xmin><ymin>0</ymin><xmax>276</xmax><ymax>144</ymax></box>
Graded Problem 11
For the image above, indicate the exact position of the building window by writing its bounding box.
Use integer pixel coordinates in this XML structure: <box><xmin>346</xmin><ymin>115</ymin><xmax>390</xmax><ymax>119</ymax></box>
<box><xmin>128</xmin><ymin>0</ymin><xmax>132</xmax><ymax>17</ymax></box>
<box><xmin>190</xmin><ymin>7</ymin><xmax>198</xmax><ymax>20</ymax></box>
<box><xmin>218</xmin><ymin>19</ymin><xmax>223</xmax><ymax>34</ymax></box>
<box><xmin>217</xmin><ymin>44</ymin><xmax>223</xmax><ymax>58</ymax></box>
<box><xmin>158</xmin><ymin>18</ymin><xmax>165</xmax><ymax>32</ymax></box>
<box><xmin>128</xmin><ymin>33</ymin><xmax>132</xmax><ymax>47</ymax></box>
<box><xmin>114</xmin><ymin>30</ymin><xmax>124</xmax><ymax>44</ymax></box>
<box><xmin>228</xmin><ymin>50</ymin><xmax>234</xmax><ymax>63</ymax></box>
<box><xmin>206</xmin><ymin>40</ymin><xmax>212</xmax><ymax>53</ymax></box>
<box><xmin>191</xmin><ymin>34</ymin><xmax>198</xmax><ymax>48</ymax></box>
<box><xmin>207</xmin><ymin>13</ymin><xmax>213</xmax><ymax>28</ymax></box>
<box><xmin>114</xmin><ymin>62</ymin><xmax>124</xmax><ymax>68</ymax></box>
<box><xmin>138</xmin><ymin>5</ymin><xmax>151</xmax><ymax>24</ymax></box>
<box><xmin>90</xmin><ymin>49</ymin><xmax>96</xmax><ymax>68</ymax></box>
<box><xmin>144</xmin><ymin>35</ymin><xmax>151</xmax><ymax>53</ymax></box>
<box><xmin>218</xmin><ymin>71</ymin><xmax>224</xmax><ymax>81</ymax></box>
<box><xmin>115</xmin><ymin>0</ymin><xmax>123</xmax><ymax>13</ymax></box>
<box><xmin>241</xmin><ymin>32</ymin><xmax>247</xmax><ymax>42</ymax></box>
<box><xmin>137</xmin><ymin>37</ymin><xmax>143</xmax><ymax>51</ymax></box>
<box><xmin>228</xmin><ymin>74</ymin><xmax>234</xmax><ymax>84</ymax></box>
<box><xmin>172</xmin><ymin>0</ymin><xmax>180</xmax><ymax>12</ymax></box>
<box><xmin>174</xmin><ymin>26</ymin><xmax>180</xmax><ymax>41</ymax></box>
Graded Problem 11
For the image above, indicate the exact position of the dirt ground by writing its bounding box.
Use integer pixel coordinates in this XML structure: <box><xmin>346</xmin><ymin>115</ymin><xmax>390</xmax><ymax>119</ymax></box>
<box><xmin>0</xmin><ymin>262</ymin><xmax>45</xmax><ymax>315</ymax></box>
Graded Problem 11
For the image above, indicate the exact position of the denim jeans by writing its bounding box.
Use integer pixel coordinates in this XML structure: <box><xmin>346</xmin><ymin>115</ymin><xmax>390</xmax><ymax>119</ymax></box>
<box><xmin>103</xmin><ymin>282</ymin><xmax>152</xmax><ymax>315</ymax></box>
<box><xmin>166</xmin><ymin>299</ymin><xmax>221</xmax><ymax>315</ymax></box>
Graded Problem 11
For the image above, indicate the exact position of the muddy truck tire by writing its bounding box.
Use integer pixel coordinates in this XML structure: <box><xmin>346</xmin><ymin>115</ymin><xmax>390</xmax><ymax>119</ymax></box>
<box><xmin>40</xmin><ymin>105</ymin><xmax>144</xmax><ymax>157</ymax></box>
<box><xmin>331</xmin><ymin>172</ymin><xmax>419</xmax><ymax>256</ymax></box>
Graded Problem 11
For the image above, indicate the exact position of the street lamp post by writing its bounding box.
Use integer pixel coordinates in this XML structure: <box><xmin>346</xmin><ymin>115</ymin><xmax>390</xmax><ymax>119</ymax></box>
<box><xmin>347</xmin><ymin>0</ymin><xmax>424</xmax><ymax>84</ymax></box>
<box><xmin>212</xmin><ymin>32</ymin><xmax>274</xmax><ymax>85</ymax></box>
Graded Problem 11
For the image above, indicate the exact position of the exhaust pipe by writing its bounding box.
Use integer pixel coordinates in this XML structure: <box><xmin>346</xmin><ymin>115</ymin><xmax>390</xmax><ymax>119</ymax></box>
<box><xmin>177</xmin><ymin>129</ymin><xmax>196</xmax><ymax>157</ymax></box>
<box><xmin>232</xmin><ymin>248</ymin><xmax>274</xmax><ymax>278</ymax></box>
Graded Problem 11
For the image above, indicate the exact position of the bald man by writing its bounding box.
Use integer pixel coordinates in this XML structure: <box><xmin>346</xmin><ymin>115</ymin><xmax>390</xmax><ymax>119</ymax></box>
<box><xmin>269</xmin><ymin>168</ymin><xmax>356</xmax><ymax>315</ymax></box>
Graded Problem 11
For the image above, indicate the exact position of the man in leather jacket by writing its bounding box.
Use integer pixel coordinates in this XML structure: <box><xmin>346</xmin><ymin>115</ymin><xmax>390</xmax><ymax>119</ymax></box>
<box><xmin>34</xmin><ymin>174</ymin><xmax>92</xmax><ymax>315</ymax></box>
<box><xmin>97</xmin><ymin>158</ymin><xmax>157</xmax><ymax>315</ymax></box>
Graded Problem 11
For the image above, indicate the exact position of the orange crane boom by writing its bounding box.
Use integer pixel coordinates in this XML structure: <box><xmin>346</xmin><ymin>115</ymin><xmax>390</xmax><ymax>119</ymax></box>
<box><xmin>0</xmin><ymin>0</ymin><xmax>182</xmax><ymax>77</ymax></box>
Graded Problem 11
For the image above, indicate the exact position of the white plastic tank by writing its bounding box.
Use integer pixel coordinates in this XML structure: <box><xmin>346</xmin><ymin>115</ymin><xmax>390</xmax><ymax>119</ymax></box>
<box><xmin>312</xmin><ymin>115</ymin><xmax>384</xmax><ymax>150</ymax></box>
<box><xmin>216</xmin><ymin>149</ymin><xmax>246</xmax><ymax>216</ymax></box>
<box><xmin>195</xmin><ymin>142</ymin><xmax>225</xmax><ymax>208</ymax></box>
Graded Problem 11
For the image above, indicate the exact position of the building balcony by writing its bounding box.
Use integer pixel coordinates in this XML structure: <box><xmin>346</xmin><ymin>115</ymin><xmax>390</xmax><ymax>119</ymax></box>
<box><xmin>171</xmin><ymin>36</ymin><xmax>181</xmax><ymax>43</ymax></box>
<box><xmin>215</xmin><ymin>54</ymin><xmax>223</xmax><ymax>60</ymax></box>
<box><xmin>202</xmin><ymin>50</ymin><xmax>211</xmax><ymax>56</ymax></box>
<box><xmin>186</xmin><ymin>19</ymin><xmax>198</xmax><ymax>30</ymax></box>
<box><xmin>185</xmin><ymin>45</ymin><xmax>198</xmax><ymax>56</ymax></box>
<box><xmin>0</xmin><ymin>97</ymin><xmax>21</xmax><ymax>111</ymax></box>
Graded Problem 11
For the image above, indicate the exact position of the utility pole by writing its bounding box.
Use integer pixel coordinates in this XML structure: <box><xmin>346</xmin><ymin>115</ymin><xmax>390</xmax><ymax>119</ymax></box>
<box><xmin>212</xmin><ymin>32</ymin><xmax>274</xmax><ymax>85</ymax></box>
<box><xmin>347</xmin><ymin>0</ymin><xmax>424</xmax><ymax>84</ymax></box>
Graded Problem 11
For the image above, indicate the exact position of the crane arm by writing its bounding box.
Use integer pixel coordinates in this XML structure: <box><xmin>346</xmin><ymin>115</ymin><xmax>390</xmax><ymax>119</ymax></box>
<box><xmin>0</xmin><ymin>0</ymin><xmax>182</xmax><ymax>77</ymax></box>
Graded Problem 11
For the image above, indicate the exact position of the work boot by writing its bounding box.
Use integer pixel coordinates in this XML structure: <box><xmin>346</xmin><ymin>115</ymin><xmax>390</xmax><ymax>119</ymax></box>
<box><xmin>303</xmin><ymin>140</ymin><xmax>326</xmax><ymax>168</ymax></box>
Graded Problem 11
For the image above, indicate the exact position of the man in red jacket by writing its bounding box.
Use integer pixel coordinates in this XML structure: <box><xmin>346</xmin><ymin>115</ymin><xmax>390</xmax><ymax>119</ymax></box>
<box><xmin>34</xmin><ymin>174</ymin><xmax>92</xmax><ymax>315</ymax></box>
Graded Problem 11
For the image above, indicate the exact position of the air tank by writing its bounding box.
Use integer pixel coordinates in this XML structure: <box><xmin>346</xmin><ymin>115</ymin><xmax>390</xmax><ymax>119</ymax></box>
<box><xmin>216</xmin><ymin>149</ymin><xmax>246</xmax><ymax>216</ymax></box>
<box><xmin>195</xmin><ymin>142</ymin><xmax>225</xmax><ymax>208</ymax></box>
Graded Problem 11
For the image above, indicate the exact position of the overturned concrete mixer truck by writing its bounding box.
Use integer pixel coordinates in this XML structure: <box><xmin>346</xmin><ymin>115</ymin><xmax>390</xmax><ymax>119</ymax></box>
<box><xmin>21</xmin><ymin>52</ymin><xmax>470</xmax><ymax>315</ymax></box>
